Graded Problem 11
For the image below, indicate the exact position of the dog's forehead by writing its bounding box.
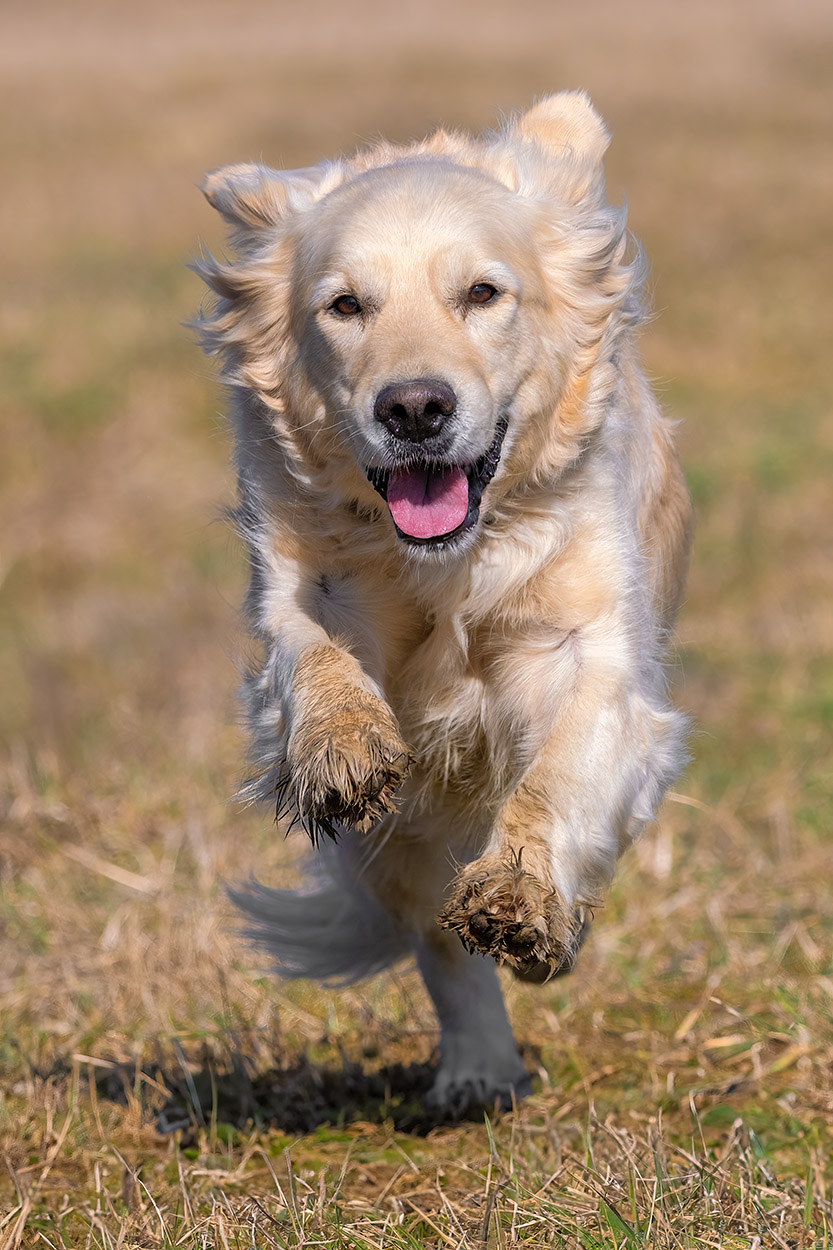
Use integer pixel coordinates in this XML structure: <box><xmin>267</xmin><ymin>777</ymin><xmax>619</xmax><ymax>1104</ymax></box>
<box><xmin>301</xmin><ymin>159</ymin><xmax>536</xmax><ymax>274</ymax></box>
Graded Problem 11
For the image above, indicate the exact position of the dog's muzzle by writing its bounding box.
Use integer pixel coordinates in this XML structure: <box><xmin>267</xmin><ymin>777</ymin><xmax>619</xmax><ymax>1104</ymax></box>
<box><xmin>366</xmin><ymin>416</ymin><xmax>509</xmax><ymax>547</ymax></box>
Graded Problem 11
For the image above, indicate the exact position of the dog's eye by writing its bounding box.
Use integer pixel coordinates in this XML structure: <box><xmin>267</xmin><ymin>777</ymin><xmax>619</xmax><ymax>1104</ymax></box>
<box><xmin>330</xmin><ymin>294</ymin><xmax>362</xmax><ymax>317</ymax></box>
<box><xmin>467</xmin><ymin>283</ymin><xmax>499</xmax><ymax>306</ymax></box>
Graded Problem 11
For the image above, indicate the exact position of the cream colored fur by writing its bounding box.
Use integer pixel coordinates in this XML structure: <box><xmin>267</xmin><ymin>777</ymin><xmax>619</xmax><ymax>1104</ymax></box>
<box><xmin>198</xmin><ymin>92</ymin><xmax>693</xmax><ymax>1107</ymax></box>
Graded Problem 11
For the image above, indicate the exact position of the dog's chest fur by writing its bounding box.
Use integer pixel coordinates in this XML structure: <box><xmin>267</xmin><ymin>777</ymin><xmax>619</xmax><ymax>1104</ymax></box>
<box><xmin>312</xmin><ymin>532</ymin><xmax>585</xmax><ymax>808</ymax></box>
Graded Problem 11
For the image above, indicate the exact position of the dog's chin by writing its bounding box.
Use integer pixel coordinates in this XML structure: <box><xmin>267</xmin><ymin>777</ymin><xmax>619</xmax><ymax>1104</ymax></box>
<box><xmin>397</xmin><ymin>518</ymin><xmax>482</xmax><ymax>560</ymax></box>
<box><xmin>366</xmin><ymin>417</ymin><xmax>508</xmax><ymax>557</ymax></box>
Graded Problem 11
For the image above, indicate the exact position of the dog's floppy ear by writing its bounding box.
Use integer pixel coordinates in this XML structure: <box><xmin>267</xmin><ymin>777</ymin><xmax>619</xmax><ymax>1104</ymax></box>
<box><xmin>514</xmin><ymin>92</ymin><xmax>610</xmax><ymax>167</ymax></box>
<box><xmin>498</xmin><ymin>92</ymin><xmax>611</xmax><ymax>206</ymax></box>
<box><xmin>201</xmin><ymin>161</ymin><xmax>339</xmax><ymax>230</ymax></box>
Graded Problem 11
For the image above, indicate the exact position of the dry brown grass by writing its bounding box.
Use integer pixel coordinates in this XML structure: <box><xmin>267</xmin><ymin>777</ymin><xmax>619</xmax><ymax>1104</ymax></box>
<box><xmin>1</xmin><ymin>0</ymin><xmax>832</xmax><ymax>1245</ymax></box>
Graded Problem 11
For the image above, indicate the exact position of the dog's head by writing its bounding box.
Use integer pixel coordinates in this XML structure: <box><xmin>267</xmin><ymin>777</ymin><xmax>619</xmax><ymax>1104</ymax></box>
<box><xmin>197</xmin><ymin>93</ymin><xmax>641</xmax><ymax>554</ymax></box>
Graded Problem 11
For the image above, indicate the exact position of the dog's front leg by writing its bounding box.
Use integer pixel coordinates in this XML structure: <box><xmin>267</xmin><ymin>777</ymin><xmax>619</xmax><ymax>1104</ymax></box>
<box><xmin>437</xmin><ymin>779</ymin><xmax>592</xmax><ymax>979</ymax></box>
<box><xmin>247</xmin><ymin>587</ymin><xmax>410</xmax><ymax>836</ymax></box>
<box><xmin>438</xmin><ymin>638</ymin><xmax>685</xmax><ymax>975</ymax></box>
<box><xmin>285</xmin><ymin>643</ymin><xmax>410</xmax><ymax>834</ymax></box>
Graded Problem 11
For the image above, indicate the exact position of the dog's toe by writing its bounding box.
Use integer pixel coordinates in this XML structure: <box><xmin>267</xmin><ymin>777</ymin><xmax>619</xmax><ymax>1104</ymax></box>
<box><xmin>469</xmin><ymin>910</ymin><xmax>500</xmax><ymax>942</ymax></box>
<box><xmin>504</xmin><ymin>920</ymin><xmax>542</xmax><ymax>955</ymax></box>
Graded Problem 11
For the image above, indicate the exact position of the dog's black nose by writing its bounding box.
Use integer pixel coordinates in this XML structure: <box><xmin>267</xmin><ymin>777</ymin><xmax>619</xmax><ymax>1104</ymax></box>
<box><xmin>374</xmin><ymin>379</ymin><xmax>456</xmax><ymax>443</ymax></box>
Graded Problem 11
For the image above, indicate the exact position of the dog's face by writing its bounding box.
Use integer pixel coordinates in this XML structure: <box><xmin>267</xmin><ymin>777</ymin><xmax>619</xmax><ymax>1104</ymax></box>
<box><xmin>199</xmin><ymin>94</ymin><xmax>634</xmax><ymax>555</ymax></box>
<box><xmin>292</xmin><ymin>163</ymin><xmax>550</xmax><ymax>549</ymax></box>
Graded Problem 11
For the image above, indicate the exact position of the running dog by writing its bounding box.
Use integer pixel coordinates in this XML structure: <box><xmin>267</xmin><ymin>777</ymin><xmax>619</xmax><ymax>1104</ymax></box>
<box><xmin>196</xmin><ymin>92</ymin><xmax>692</xmax><ymax>1107</ymax></box>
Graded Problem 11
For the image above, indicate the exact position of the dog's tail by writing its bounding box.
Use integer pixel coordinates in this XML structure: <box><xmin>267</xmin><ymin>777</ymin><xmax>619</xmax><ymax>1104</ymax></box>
<box><xmin>228</xmin><ymin>866</ymin><xmax>409</xmax><ymax>985</ymax></box>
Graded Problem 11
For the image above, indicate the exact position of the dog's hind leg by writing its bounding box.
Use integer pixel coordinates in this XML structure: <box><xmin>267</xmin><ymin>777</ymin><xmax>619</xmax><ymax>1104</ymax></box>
<box><xmin>416</xmin><ymin>927</ymin><xmax>529</xmax><ymax>1110</ymax></box>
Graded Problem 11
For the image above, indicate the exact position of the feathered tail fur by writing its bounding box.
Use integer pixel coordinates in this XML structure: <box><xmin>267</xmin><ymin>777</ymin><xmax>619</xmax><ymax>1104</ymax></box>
<box><xmin>228</xmin><ymin>859</ymin><xmax>409</xmax><ymax>985</ymax></box>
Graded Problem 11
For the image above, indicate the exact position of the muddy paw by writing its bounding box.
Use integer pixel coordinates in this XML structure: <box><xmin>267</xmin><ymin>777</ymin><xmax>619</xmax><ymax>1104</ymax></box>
<box><xmin>287</xmin><ymin>695</ymin><xmax>410</xmax><ymax>839</ymax></box>
<box><xmin>437</xmin><ymin>850</ymin><xmax>585</xmax><ymax>977</ymax></box>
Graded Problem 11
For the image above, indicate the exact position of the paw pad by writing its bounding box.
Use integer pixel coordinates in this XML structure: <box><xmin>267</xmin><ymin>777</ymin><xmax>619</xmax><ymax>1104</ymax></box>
<box><xmin>438</xmin><ymin>851</ymin><xmax>588</xmax><ymax>977</ymax></box>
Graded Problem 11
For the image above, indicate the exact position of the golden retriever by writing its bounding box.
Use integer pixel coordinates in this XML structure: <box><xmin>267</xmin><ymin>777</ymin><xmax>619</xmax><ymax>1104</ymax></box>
<box><xmin>196</xmin><ymin>92</ymin><xmax>692</xmax><ymax>1107</ymax></box>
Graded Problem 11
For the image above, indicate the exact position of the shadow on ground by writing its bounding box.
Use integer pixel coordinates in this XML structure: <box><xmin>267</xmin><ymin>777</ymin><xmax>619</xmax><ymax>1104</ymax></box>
<box><xmin>86</xmin><ymin>1054</ymin><xmax>506</xmax><ymax>1139</ymax></box>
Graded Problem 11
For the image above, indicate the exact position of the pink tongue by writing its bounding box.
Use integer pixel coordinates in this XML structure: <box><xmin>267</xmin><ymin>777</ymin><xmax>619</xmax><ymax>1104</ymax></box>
<box><xmin>387</xmin><ymin>465</ymin><xmax>469</xmax><ymax>539</ymax></box>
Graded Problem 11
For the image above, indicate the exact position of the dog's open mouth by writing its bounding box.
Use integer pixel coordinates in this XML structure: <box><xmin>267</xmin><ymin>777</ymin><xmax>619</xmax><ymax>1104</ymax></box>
<box><xmin>366</xmin><ymin>418</ymin><xmax>508</xmax><ymax>546</ymax></box>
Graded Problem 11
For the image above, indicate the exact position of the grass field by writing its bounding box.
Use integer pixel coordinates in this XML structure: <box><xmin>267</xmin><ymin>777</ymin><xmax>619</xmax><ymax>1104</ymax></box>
<box><xmin>1</xmin><ymin>0</ymin><xmax>832</xmax><ymax>1245</ymax></box>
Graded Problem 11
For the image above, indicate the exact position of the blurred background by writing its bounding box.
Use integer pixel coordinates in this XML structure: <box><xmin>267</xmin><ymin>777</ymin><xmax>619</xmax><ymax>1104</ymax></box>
<box><xmin>1</xmin><ymin>0</ymin><xmax>831</xmax><ymax>1193</ymax></box>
